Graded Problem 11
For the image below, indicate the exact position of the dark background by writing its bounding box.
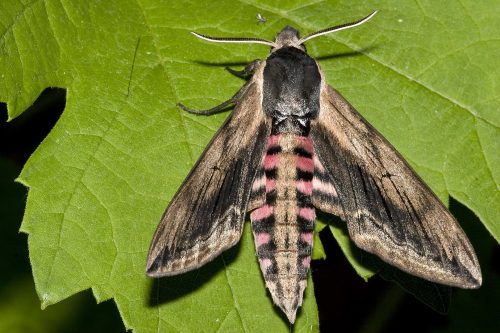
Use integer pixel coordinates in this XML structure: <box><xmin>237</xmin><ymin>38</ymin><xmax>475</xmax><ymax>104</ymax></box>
<box><xmin>1</xmin><ymin>89</ymin><xmax>498</xmax><ymax>332</ymax></box>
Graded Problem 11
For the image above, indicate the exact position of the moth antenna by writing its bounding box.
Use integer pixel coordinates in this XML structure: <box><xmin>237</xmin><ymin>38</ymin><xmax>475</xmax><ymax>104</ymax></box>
<box><xmin>191</xmin><ymin>32</ymin><xmax>277</xmax><ymax>48</ymax></box>
<box><xmin>296</xmin><ymin>10</ymin><xmax>378</xmax><ymax>45</ymax></box>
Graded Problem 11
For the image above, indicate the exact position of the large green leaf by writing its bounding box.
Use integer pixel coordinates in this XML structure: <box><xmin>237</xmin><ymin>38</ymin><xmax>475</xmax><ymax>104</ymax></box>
<box><xmin>1</xmin><ymin>1</ymin><xmax>498</xmax><ymax>332</ymax></box>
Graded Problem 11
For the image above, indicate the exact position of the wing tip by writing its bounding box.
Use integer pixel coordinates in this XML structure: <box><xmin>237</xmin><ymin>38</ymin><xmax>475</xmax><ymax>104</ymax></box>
<box><xmin>145</xmin><ymin>256</ymin><xmax>162</xmax><ymax>277</ymax></box>
<box><xmin>145</xmin><ymin>267</ymin><xmax>160</xmax><ymax>277</ymax></box>
<box><xmin>459</xmin><ymin>268</ymin><xmax>482</xmax><ymax>289</ymax></box>
<box><xmin>145</xmin><ymin>252</ymin><xmax>179</xmax><ymax>277</ymax></box>
<box><xmin>145</xmin><ymin>259</ymin><xmax>185</xmax><ymax>278</ymax></box>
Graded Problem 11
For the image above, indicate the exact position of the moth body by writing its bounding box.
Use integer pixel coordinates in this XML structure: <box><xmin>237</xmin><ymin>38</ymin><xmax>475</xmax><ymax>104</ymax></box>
<box><xmin>248</xmin><ymin>40</ymin><xmax>328</xmax><ymax>321</ymax></box>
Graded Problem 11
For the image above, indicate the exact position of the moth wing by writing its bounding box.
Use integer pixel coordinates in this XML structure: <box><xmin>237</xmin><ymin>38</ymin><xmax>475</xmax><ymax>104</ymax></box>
<box><xmin>147</xmin><ymin>81</ymin><xmax>270</xmax><ymax>277</ymax></box>
<box><xmin>311</xmin><ymin>84</ymin><xmax>481</xmax><ymax>288</ymax></box>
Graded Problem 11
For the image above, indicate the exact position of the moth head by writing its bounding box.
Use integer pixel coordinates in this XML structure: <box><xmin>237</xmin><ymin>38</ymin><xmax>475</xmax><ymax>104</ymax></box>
<box><xmin>190</xmin><ymin>10</ymin><xmax>377</xmax><ymax>52</ymax></box>
<box><xmin>273</xmin><ymin>26</ymin><xmax>305</xmax><ymax>52</ymax></box>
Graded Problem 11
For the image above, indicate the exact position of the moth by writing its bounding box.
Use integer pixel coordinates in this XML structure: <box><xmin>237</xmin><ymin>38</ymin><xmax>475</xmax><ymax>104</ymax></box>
<box><xmin>146</xmin><ymin>11</ymin><xmax>482</xmax><ymax>323</ymax></box>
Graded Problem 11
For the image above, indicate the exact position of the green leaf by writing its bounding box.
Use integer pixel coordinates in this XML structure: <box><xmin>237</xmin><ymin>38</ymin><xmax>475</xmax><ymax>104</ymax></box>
<box><xmin>311</xmin><ymin>221</ymin><xmax>326</xmax><ymax>260</ymax></box>
<box><xmin>0</xmin><ymin>156</ymin><xmax>125</xmax><ymax>332</ymax></box>
<box><xmin>1</xmin><ymin>1</ymin><xmax>498</xmax><ymax>332</ymax></box>
<box><xmin>327</xmin><ymin>216</ymin><xmax>376</xmax><ymax>280</ymax></box>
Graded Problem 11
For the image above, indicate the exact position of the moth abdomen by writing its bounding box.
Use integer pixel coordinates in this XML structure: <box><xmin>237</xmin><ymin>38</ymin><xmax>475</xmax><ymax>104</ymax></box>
<box><xmin>250</xmin><ymin>134</ymin><xmax>315</xmax><ymax>323</ymax></box>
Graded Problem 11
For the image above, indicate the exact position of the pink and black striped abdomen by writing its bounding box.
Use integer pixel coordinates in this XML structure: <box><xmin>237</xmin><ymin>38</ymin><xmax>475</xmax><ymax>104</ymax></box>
<box><xmin>249</xmin><ymin>133</ymin><xmax>315</xmax><ymax>323</ymax></box>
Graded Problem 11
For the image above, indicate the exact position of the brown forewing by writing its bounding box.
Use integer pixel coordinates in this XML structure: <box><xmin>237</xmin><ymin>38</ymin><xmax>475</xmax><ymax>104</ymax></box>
<box><xmin>310</xmin><ymin>82</ymin><xmax>481</xmax><ymax>288</ymax></box>
<box><xmin>146</xmin><ymin>68</ymin><xmax>271</xmax><ymax>277</ymax></box>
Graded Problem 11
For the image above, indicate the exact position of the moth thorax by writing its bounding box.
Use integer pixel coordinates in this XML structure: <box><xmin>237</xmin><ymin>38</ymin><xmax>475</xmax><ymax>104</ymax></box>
<box><xmin>272</xmin><ymin>116</ymin><xmax>310</xmax><ymax>136</ymax></box>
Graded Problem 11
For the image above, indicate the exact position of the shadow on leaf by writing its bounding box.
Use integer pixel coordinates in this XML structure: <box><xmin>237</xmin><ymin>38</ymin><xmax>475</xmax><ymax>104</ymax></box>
<box><xmin>146</xmin><ymin>239</ymin><xmax>241</xmax><ymax>307</ymax></box>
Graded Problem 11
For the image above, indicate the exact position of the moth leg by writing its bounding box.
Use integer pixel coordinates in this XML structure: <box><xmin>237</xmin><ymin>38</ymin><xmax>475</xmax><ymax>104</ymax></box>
<box><xmin>177</xmin><ymin>79</ymin><xmax>253</xmax><ymax>115</ymax></box>
<box><xmin>225</xmin><ymin>60</ymin><xmax>262</xmax><ymax>78</ymax></box>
